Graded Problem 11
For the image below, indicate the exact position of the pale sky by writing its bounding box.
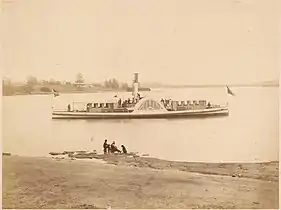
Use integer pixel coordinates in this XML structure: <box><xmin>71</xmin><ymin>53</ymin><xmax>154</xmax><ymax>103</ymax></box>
<box><xmin>2</xmin><ymin>0</ymin><xmax>280</xmax><ymax>84</ymax></box>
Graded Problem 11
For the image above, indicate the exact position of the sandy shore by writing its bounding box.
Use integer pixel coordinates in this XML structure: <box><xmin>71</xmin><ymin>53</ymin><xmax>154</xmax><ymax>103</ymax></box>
<box><xmin>3</xmin><ymin>155</ymin><xmax>279</xmax><ymax>209</ymax></box>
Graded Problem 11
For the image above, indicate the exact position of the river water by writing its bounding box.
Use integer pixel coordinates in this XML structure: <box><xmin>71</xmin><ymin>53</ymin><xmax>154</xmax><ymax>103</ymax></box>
<box><xmin>2</xmin><ymin>87</ymin><xmax>279</xmax><ymax>163</ymax></box>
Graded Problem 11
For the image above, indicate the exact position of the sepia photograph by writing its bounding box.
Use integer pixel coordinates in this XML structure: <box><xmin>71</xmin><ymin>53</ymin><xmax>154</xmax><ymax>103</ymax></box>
<box><xmin>2</xmin><ymin>0</ymin><xmax>279</xmax><ymax>209</ymax></box>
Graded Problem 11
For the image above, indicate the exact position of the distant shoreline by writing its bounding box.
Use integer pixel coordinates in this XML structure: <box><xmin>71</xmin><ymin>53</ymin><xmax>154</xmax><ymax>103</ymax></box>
<box><xmin>150</xmin><ymin>84</ymin><xmax>279</xmax><ymax>88</ymax></box>
<box><xmin>2</xmin><ymin>84</ymin><xmax>278</xmax><ymax>97</ymax></box>
<box><xmin>2</xmin><ymin>89</ymin><xmax>127</xmax><ymax>97</ymax></box>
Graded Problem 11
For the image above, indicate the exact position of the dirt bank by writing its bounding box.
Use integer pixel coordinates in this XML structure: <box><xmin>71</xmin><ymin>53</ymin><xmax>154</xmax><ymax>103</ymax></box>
<box><xmin>3</xmin><ymin>155</ymin><xmax>279</xmax><ymax>209</ymax></box>
<box><xmin>91</xmin><ymin>154</ymin><xmax>279</xmax><ymax>182</ymax></box>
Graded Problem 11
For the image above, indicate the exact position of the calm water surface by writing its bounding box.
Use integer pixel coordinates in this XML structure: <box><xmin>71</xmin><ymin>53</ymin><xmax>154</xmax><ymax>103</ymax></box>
<box><xmin>3</xmin><ymin>87</ymin><xmax>279</xmax><ymax>162</ymax></box>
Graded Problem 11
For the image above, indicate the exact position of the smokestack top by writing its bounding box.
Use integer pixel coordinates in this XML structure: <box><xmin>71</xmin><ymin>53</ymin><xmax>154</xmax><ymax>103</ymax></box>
<box><xmin>133</xmin><ymin>73</ymin><xmax>139</xmax><ymax>83</ymax></box>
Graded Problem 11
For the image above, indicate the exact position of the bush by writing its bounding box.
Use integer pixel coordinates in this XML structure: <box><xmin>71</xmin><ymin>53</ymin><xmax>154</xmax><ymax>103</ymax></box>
<box><xmin>40</xmin><ymin>87</ymin><xmax>52</xmax><ymax>92</ymax></box>
<box><xmin>23</xmin><ymin>85</ymin><xmax>34</xmax><ymax>93</ymax></box>
<box><xmin>2</xmin><ymin>84</ymin><xmax>15</xmax><ymax>96</ymax></box>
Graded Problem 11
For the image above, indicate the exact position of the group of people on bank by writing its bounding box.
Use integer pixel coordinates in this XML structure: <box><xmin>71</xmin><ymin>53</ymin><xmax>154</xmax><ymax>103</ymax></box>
<box><xmin>103</xmin><ymin>139</ymin><xmax>127</xmax><ymax>154</ymax></box>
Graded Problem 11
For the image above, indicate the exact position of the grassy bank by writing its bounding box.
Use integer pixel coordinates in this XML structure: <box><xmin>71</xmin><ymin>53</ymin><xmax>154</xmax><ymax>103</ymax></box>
<box><xmin>3</xmin><ymin>155</ymin><xmax>278</xmax><ymax>209</ymax></box>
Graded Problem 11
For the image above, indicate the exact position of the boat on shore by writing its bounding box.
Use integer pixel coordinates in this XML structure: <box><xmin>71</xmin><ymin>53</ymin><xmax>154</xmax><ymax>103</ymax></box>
<box><xmin>52</xmin><ymin>73</ymin><xmax>229</xmax><ymax>119</ymax></box>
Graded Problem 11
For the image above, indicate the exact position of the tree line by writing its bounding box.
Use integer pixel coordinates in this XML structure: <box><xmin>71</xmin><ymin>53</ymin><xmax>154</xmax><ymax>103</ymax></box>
<box><xmin>3</xmin><ymin>73</ymin><xmax>130</xmax><ymax>96</ymax></box>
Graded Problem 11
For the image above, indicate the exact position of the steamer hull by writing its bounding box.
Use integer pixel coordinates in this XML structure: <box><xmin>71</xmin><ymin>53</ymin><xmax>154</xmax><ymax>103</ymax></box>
<box><xmin>52</xmin><ymin>107</ymin><xmax>229</xmax><ymax>119</ymax></box>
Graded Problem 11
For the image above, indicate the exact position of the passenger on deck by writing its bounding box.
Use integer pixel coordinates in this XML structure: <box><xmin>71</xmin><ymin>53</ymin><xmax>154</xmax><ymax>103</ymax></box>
<box><xmin>110</xmin><ymin>141</ymin><xmax>121</xmax><ymax>153</ymax></box>
<box><xmin>118</xmin><ymin>98</ymin><xmax>122</xmax><ymax>106</ymax></box>
<box><xmin>86</xmin><ymin>103</ymin><xmax>91</xmax><ymax>112</ymax></box>
<box><xmin>67</xmin><ymin>104</ymin><xmax>71</xmax><ymax>112</ymax></box>
<box><xmin>123</xmin><ymin>100</ymin><xmax>127</xmax><ymax>107</ymax></box>
<box><xmin>121</xmin><ymin>145</ymin><xmax>127</xmax><ymax>154</ymax></box>
<box><xmin>137</xmin><ymin>93</ymin><xmax>141</xmax><ymax>100</ymax></box>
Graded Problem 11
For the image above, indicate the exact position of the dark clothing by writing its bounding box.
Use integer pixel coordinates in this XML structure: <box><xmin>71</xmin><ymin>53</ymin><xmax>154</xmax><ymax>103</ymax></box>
<box><xmin>103</xmin><ymin>142</ymin><xmax>109</xmax><ymax>154</ymax></box>
<box><xmin>121</xmin><ymin>145</ymin><xmax>127</xmax><ymax>154</ymax></box>
<box><xmin>110</xmin><ymin>144</ymin><xmax>121</xmax><ymax>153</ymax></box>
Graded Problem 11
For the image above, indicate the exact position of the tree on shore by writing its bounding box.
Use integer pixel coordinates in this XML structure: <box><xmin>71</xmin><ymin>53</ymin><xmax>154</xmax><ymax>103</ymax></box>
<box><xmin>49</xmin><ymin>78</ymin><xmax>56</xmax><ymax>84</ymax></box>
<box><xmin>3</xmin><ymin>77</ymin><xmax>12</xmax><ymax>86</ymax></box>
<box><xmin>40</xmin><ymin>80</ymin><xmax>49</xmax><ymax>85</ymax></box>
<box><xmin>75</xmin><ymin>73</ymin><xmax>84</xmax><ymax>84</ymax></box>
<box><xmin>2</xmin><ymin>78</ymin><xmax>14</xmax><ymax>95</ymax></box>
<box><xmin>104</xmin><ymin>78</ymin><xmax>119</xmax><ymax>89</ymax></box>
<box><xmin>26</xmin><ymin>75</ymin><xmax>38</xmax><ymax>86</ymax></box>
<box><xmin>120</xmin><ymin>83</ymin><xmax>129</xmax><ymax>90</ymax></box>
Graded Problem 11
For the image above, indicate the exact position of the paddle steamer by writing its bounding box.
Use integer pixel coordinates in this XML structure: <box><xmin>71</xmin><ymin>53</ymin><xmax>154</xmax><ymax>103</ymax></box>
<box><xmin>52</xmin><ymin>73</ymin><xmax>229</xmax><ymax>119</ymax></box>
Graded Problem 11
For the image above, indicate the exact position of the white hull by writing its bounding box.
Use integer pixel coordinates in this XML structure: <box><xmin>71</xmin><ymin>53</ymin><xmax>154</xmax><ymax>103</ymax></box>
<box><xmin>52</xmin><ymin>107</ymin><xmax>229</xmax><ymax>119</ymax></box>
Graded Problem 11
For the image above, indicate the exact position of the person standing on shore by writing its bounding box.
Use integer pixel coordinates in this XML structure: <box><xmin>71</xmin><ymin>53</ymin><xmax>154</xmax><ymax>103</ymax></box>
<box><xmin>103</xmin><ymin>139</ymin><xmax>109</xmax><ymax>154</ymax></box>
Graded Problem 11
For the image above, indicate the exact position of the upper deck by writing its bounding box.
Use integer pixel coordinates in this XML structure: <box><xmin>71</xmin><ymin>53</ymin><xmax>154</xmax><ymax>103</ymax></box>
<box><xmin>67</xmin><ymin>97</ymin><xmax>221</xmax><ymax>114</ymax></box>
